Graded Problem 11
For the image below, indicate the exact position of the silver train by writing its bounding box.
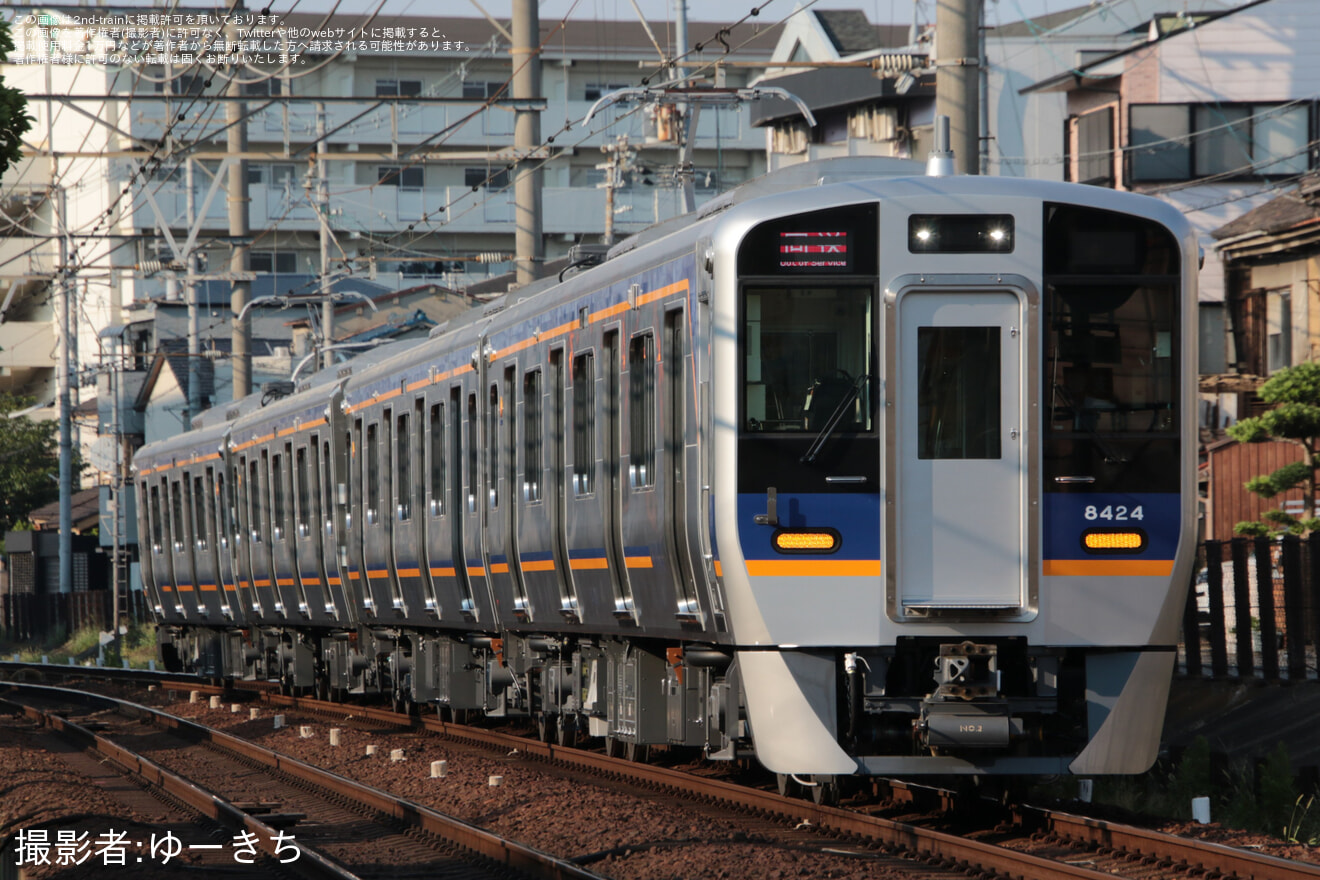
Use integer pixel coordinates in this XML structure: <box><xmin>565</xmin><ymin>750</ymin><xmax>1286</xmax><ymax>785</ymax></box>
<box><xmin>134</xmin><ymin>158</ymin><xmax>1198</xmax><ymax>786</ymax></box>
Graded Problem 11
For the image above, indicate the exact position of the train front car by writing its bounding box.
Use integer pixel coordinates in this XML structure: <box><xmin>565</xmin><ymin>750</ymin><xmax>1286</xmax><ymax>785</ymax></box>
<box><xmin>713</xmin><ymin>176</ymin><xmax>1197</xmax><ymax>780</ymax></box>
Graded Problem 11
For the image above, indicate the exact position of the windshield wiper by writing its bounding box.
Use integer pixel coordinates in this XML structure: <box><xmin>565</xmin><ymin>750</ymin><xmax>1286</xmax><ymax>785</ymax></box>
<box><xmin>801</xmin><ymin>374</ymin><xmax>869</xmax><ymax>463</ymax></box>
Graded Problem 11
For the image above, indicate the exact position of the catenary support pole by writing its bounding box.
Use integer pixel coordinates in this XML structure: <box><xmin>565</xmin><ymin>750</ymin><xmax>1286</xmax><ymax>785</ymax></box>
<box><xmin>935</xmin><ymin>0</ymin><xmax>981</xmax><ymax>175</ymax></box>
<box><xmin>513</xmin><ymin>0</ymin><xmax>544</xmax><ymax>286</ymax></box>
<box><xmin>227</xmin><ymin>7</ymin><xmax>251</xmax><ymax>400</ymax></box>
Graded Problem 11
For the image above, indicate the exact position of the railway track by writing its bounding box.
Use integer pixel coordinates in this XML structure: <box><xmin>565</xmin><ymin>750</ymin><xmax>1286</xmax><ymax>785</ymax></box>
<box><xmin>5</xmin><ymin>665</ymin><xmax>1319</xmax><ymax>880</ymax></box>
<box><xmin>1</xmin><ymin>682</ymin><xmax>601</xmax><ymax>880</ymax></box>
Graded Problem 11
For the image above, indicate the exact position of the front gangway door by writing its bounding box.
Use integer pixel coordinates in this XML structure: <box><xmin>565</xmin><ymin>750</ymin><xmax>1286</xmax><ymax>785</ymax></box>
<box><xmin>890</xmin><ymin>286</ymin><xmax>1028</xmax><ymax>616</ymax></box>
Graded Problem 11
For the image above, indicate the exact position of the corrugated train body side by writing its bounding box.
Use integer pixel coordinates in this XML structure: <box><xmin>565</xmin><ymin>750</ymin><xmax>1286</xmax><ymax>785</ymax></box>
<box><xmin>134</xmin><ymin>159</ymin><xmax>1198</xmax><ymax>785</ymax></box>
<box><xmin>134</xmin><ymin>211</ymin><xmax>739</xmax><ymax>755</ymax></box>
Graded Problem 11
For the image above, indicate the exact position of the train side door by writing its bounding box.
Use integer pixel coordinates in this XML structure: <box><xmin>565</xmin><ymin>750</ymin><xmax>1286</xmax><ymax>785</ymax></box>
<box><xmin>891</xmin><ymin>287</ymin><xmax>1027</xmax><ymax>614</ymax></box>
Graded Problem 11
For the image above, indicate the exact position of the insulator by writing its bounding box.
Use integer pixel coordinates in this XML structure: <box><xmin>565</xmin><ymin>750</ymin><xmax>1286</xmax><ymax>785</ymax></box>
<box><xmin>871</xmin><ymin>54</ymin><xmax>925</xmax><ymax>73</ymax></box>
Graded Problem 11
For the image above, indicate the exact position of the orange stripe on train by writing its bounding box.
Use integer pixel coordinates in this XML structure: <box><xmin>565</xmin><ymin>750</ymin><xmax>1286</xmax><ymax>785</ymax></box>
<box><xmin>1043</xmin><ymin>559</ymin><xmax>1174</xmax><ymax>577</ymax></box>
<box><xmin>744</xmin><ymin>559</ymin><xmax>882</xmax><ymax>577</ymax></box>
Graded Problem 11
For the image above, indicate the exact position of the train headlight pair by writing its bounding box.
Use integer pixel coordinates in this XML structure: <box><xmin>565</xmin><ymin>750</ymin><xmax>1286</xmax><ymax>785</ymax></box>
<box><xmin>772</xmin><ymin>528</ymin><xmax>840</xmax><ymax>554</ymax></box>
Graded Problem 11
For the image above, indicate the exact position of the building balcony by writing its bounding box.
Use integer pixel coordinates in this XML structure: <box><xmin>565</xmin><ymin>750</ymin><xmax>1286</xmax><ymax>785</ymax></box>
<box><xmin>0</xmin><ymin>320</ymin><xmax>55</xmax><ymax>371</ymax></box>
<box><xmin>133</xmin><ymin>182</ymin><xmax>703</xmax><ymax>238</ymax></box>
<box><xmin>126</xmin><ymin>97</ymin><xmax>764</xmax><ymax>152</ymax></box>
<box><xmin>0</xmin><ymin>236</ymin><xmax>57</xmax><ymax>283</ymax></box>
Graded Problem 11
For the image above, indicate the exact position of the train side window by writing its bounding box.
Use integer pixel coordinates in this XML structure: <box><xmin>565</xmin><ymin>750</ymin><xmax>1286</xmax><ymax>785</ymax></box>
<box><xmin>181</xmin><ymin>476</ymin><xmax>195</xmax><ymax>551</ymax></box>
<box><xmin>524</xmin><ymin>368</ymin><xmax>542</xmax><ymax>502</ymax></box>
<box><xmin>382</xmin><ymin>411</ymin><xmax>394</xmax><ymax>526</ymax></box>
<box><xmin>260</xmin><ymin>450</ymin><xmax>274</xmax><ymax>545</ymax></box>
<box><xmin>366</xmin><ymin>421</ymin><xmax>380</xmax><ymax>523</ymax></box>
<box><xmin>429</xmin><ymin>403</ymin><xmax>444</xmax><ymax>516</ymax></box>
<box><xmin>193</xmin><ymin>474</ymin><xmax>208</xmax><ymax>551</ymax></box>
<box><xmin>150</xmin><ymin>483</ymin><xmax>163</xmax><ymax>554</ymax></box>
<box><xmin>322</xmin><ymin>439</ymin><xmax>335</xmax><ymax>538</ymax></box>
<box><xmin>350</xmin><ymin>422</ymin><xmax>362</xmax><ymax>536</ymax></box>
<box><xmin>397</xmin><ymin>411</ymin><xmax>411</xmax><ymax>521</ymax></box>
<box><xmin>572</xmin><ymin>352</ymin><xmax>595</xmax><ymax>495</ymax></box>
<box><xmin>272</xmin><ymin>452</ymin><xmax>287</xmax><ymax>541</ymax></box>
<box><xmin>170</xmin><ymin>479</ymin><xmax>185</xmax><ymax>553</ymax></box>
<box><xmin>504</xmin><ymin>368</ymin><xmax>518</xmax><ymax>512</ymax></box>
<box><xmin>296</xmin><ymin>446</ymin><xmax>310</xmax><ymax>537</ymax></box>
<box><xmin>210</xmin><ymin>468</ymin><xmax>225</xmax><ymax>549</ymax></box>
<box><xmin>489</xmin><ymin>383</ymin><xmax>500</xmax><ymax>510</ymax></box>
<box><xmin>249</xmin><ymin>458</ymin><xmax>263</xmax><ymax>543</ymax></box>
<box><xmin>629</xmin><ymin>333</ymin><xmax>655</xmax><ymax>488</ymax></box>
<box><xmin>310</xmin><ymin>437</ymin><xmax>324</xmax><ymax>536</ymax></box>
<box><xmin>467</xmin><ymin>393</ymin><xmax>478</xmax><ymax>512</ymax></box>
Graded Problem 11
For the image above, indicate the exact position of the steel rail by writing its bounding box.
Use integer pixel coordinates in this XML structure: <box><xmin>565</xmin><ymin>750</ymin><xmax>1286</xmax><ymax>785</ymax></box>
<box><xmin>14</xmin><ymin>668</ymin><xmax>1320</xmax><ymax>880</ymax></box>
<box><xmin>3</xmin><ymin>683</ymin><xmax>603</xmax><ymax>880</ymax></box>
<box><xmin>2</xmin><ymin>692</ymin><xmax>360</xmax><ymax>880</ymax></box>
<box><xmin>1039</xmin><ymin>808</ymin><xmax>1320</xmax><ymax>880</ymax></box>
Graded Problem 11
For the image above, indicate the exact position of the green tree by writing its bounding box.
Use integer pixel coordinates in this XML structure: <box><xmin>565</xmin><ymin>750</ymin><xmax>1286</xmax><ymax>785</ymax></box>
<box><xmin>1227</xmin><ymin>361</ymin><xmax>1320</xmax><ymax>536</ymax></box>
<box><xmin>0</xmin><ymin>393</ymin><xmax>71</xmax><ymax>535</ymax></box>
<box><xmin>0</xmin><ymin>21</ymin><xmax>34</xmax><ymax>176</ymax></box>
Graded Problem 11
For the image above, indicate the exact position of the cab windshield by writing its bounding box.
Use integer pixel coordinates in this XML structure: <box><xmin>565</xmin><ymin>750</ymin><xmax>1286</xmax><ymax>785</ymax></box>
<box><xmin>741</xmin><ymin>286</ymin><xmax>874</xmax><ymax>433</ymax></box>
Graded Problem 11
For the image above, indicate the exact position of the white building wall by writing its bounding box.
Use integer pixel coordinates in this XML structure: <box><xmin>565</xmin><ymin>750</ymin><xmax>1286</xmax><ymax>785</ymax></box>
<box><xmin>984</xmin><ymin>0</ymin><xmax>1246</xmax><ymax>180</ymax></box>
<box><xmin>1155</xmin><ymin>0</ymin><xmax>1320</xmax><ymax>102</ymax></box>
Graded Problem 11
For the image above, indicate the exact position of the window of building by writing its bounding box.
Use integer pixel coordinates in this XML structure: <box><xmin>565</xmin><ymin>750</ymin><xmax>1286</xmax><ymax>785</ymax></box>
<box><xmin>377</xmin><ymin>165</ymin><xmax>424</xmax><ymax>188</ymax></box>
<box><xmin>584</xmin><ymin>82</ymin><xmax>629</xmax><ymax>101</ymax></box>
<box><xmin>462</xmin><ymin>81</ymin><xmax>502</xmax><ymax>100</ymax></box>
<box><xmin>244</xmin><ymin>78</ymin><xmax>285</xmax><ymax>97</ymax></box>
<box><xmin>375</xmin><ymin>78</ymin><xmax>422</xmax><ymax>97</ymax></box>
<box><xmin>1076</xmin><ymin>107</ymin><xmax>1114</xmax><ymax>187</ymax></box>
<box><xmin>249</xmin><ymin>251</ymin><xmax>297</xmax><ymax>274</ymax></box>
<box><xmin>464</xmin><ymin>166</ymin><xmax>510</xmax><ymax>189</ymax></box>
<box><xmin>771</xmin><ymin>121</ymin><xmax>808</xmax><ymax>155</ymax></box>
<box><xmin>1130</xmin><ymin>102</ymin><xmax>1311</xmax><ymax>183</ymax></box>
<box><xmin>1267</xmin><ymin>287</ymin><xmax>1292</xmax><ymax>373</ymax></box>
<box><xmin>155</xmin><ymin>74</ymin><xmax>207</xmax><ymax>95</ymax></box>
<box><xmin>248</xmin><ymin>163</ymin><xmax>295</xmax><ymax>186</ymax></box>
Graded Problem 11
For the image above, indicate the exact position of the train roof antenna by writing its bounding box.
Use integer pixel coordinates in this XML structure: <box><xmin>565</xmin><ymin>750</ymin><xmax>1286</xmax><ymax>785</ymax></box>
<box><xmin>926</xmin><ymin>115</ymin><xmax>955</xmax><ymax>177</ymax></box>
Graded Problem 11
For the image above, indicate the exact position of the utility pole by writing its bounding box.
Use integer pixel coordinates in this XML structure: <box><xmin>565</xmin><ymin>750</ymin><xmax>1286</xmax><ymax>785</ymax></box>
<box><xmin>934</xmin><ymin>0</ymin><xmax>981</xmax><ymax>174</ymax></box>
<box><xmin>109</xmin><ymin>357</ymin><xmax>119</xmax><ymax>628</ymax></box>
<box><xmin>227</xmin><ymin>8</ymin><xmax>252</xmax><ymax>401</ymax></box>
<box><xmin>598</xmin><ymin>135</ymin><xmax>634</xmax><ymax>246</ymax></box>
<box><xmin>674</xmin><ymin>0</ymin><xmax>700</xmax><ymax>212</ymax></box>
<box><xmin>316</xmin><ymin>102</ymin><xmax>334</xmax><ymax>370</ymax></box>
<box><xmin>56</xmin><ymin>186</ymin><xmax>73</xmax><ymax>594</ymax></box>
<box><xmin>512</xmin><ymin>0</ymin><xmax>544</xmax><ymax>286</ymax></box>
<box><xmin>186</xmin><ymin>157</ymin><xmax>202</xmax><ymax>420</ymax></box>
<box><xmin>45</xmin><ymin>51</ymin><xmax>72</xmax><ymax>594</ymax></box>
